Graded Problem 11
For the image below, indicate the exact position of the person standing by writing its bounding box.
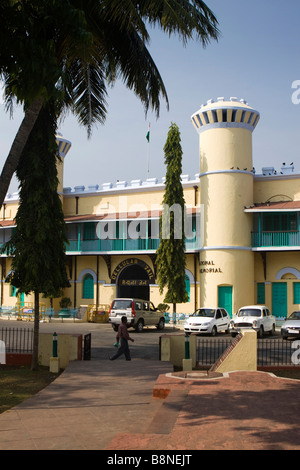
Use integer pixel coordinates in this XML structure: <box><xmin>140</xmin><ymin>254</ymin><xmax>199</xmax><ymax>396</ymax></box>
<box><xmin>109</xmin><ymin>316</ymin><xmax>134</xmax><ymax>361</ymax></box>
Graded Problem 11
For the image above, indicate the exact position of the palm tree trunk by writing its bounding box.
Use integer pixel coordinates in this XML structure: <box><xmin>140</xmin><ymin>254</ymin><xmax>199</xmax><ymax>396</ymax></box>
<box><xmin>31</xmin><ymin>290</ymin><xmax>40</xmax><ymax>371</ymax></box>
<box><xmin>0</xmin><ymin>97</ymin><xmax>44</xmax><ymax>210</ymax></box>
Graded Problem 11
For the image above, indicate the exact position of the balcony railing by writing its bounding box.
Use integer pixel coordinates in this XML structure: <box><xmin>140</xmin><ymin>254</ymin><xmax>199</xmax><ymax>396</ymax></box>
<box><xmin>0</xmin><ymin>236</ymin><xmax>201</xmax><ymax>255</ymax></box>
<box><xmin>66</xmin><ymin>236</ymin><xmax>201</xmax><ymax>253</ymax></box>
<box><xmin>252</xmin><ymin>231</ymin><xmax>300</xmax><ymax>248</ymax></box>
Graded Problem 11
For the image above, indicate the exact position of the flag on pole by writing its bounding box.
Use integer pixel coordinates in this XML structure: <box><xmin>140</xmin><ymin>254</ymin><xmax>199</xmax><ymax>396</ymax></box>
<box><xmin>146</xmin><ymin>124</ymin><xmax>150</xmax><ymax>142</ymax></box>
<box><xmin>146</xmin><ymin>123</ymin><xmax>150</xmax><ymax>177</ymax></box>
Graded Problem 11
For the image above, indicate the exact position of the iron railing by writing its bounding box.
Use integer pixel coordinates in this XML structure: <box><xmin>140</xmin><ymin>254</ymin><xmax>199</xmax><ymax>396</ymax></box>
<box><xmin>251</xmin><ymin>230</ymin><xmax>300</xmax><ymax>248</ymax></box>
<box><xmin>197</xmin><ymin>337</ymin><xmax>232</xmax><ymax>366</ymax></box>
<box><xmin>66</xmin><ymin>236</ymin><xmax>201</xmax><ymax>253</ymax></box>
<box><xmin>257</xmin><ymin>338</ymin><xmax>296</xmax><ymax>367</ymax></box>
<box><xmin>0</xmin><ymin>327</ymin><xmax>34</xmax><ymax>353</ymax></box>
<box><xmin>197</xmin><ymin>337</ymin><xmax>300</xmax><ymax>367</ymax></box>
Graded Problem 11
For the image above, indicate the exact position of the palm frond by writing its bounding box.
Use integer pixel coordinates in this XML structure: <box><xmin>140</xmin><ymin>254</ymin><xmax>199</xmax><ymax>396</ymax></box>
<box><xmin>101</xmin><ymin>0</ymin><xmax>220</xmax><ymax>46</ymax></box>
<box><xmin>67</xmin><ymin>59</ymin><xmax>108</xmax><ymax>137</ymax></box>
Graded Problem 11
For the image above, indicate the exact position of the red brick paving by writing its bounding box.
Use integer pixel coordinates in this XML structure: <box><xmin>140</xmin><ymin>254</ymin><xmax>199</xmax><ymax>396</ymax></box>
<box><xmin>106</xmin><ymin>371</ymin><xmax>300</xmax><ymax>450</ymax></box>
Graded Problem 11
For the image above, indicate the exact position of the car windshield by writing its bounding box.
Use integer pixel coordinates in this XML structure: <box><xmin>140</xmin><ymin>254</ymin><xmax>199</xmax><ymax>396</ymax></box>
<box><xmin>287</xmin><ymin>312</ymin><xmax>300</xmax><ymax>321</ymax></box>
<box><xmin>112</xmin><ymin>300</ymin><xmax>132</xmax><ymax>309</ymax></box>
<box><xmin>191</xmin><ymin>309</ymin><xmax>215</xmax><ymax>318</ymax></box>
<box><xmin>237</xmin><ymin>309</ymin><xmax>261</xmax><ymax>317</ymax></box>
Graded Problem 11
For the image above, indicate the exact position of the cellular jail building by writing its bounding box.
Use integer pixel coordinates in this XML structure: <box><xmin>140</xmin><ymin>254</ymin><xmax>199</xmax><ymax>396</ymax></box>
<box><xmin>0</xmin><ymin>97</ymin><xmax>299</xmax><ymax>319</ymax></box>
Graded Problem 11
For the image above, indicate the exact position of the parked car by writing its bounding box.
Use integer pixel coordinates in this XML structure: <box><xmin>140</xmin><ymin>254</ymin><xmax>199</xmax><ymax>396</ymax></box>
<box><xmin>108</xmin><ymin>298</ymin><xmax>165</xmax><ymax>333</ymax></box>
<box><xmin>281</xmin><ymin>311</ymin><xmax>300</xmax><ymax>340</ymax></box>
<box><xmin>229</xmin><ymin>305</ymin><xmax>275</xmax><ymax>338</ymax></box>
<box><xmin>184</xmin><ymin>308</ymin><xmax>231</xmax><ymax>336</ymax></box>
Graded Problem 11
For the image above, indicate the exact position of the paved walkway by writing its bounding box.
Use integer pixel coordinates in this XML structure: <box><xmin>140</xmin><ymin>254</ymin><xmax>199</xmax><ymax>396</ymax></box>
<box><xmin>1</xmin><ymin>358</ymin><xmax>300</xmax><ymax>450</ymax></box>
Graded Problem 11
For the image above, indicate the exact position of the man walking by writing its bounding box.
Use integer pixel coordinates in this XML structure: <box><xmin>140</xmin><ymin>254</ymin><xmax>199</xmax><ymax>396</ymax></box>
<box><xmin>110</xmin><ymin>316</ymin><xmax>134</xmax><ymax>361</ymax></box>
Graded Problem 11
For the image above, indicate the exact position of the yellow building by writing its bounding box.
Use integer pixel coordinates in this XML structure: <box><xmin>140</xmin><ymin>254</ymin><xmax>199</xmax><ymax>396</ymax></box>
<box><xmin>1</xmin><ymin>97</ymin><xmax>300</xmax><ymax>319</ymax></box>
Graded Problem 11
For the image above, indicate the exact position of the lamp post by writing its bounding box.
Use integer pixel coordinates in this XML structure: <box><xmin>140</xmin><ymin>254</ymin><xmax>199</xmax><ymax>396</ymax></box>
<box><xmin>52</xmin><ymin>332</ymin><xmax>58</xmax><ymax>358</ymax></box>
<box><xmin>185</xmin><ymin>333</ymin><xmax>190</xmax><ymax>359</ymax></box>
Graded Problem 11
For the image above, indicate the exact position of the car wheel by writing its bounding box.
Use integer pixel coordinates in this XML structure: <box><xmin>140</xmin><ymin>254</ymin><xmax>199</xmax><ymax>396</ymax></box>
<box><xmin>211</xmin><ymin>326</ymin><xmax>217</xmax><ymax>336</ymax></box>
<box><xmin>231</xmin><ymin>333</ymin><xmax>238</xmax><ymax>338</ymax></box>
<box><xmin>112</xmin><ymin>324</ymin><xmax>118</xmax><ymax>332</ymax></box>
<box><xmin>258</xmin><ymin>326</ymin><xmax>264</xmax><ymax>338</ymax></box>
<box><xmin>269</xmin><ymin>324</ymin><xmax>275</xmax><ymax>336</ymax></box>
<box><xmin>135</xmin><ymin>320</ymin><xmax>144</xmax><ymax>333</ymax></box>
<box><xmin>157</xmin><ymin>318</ymin><xmax>165</xmax><ymax>330</ymax></box>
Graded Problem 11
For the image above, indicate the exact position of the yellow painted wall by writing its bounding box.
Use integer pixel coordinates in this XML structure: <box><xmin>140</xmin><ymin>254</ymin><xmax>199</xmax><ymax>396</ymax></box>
<box><xmin>160</xmin><ymin>333</ymin><xmax>197</xmax><ymax>368</ymax></box>
<box><xmin>198</xmin><ymin>123</ymin><xmax>255</xmax><ymax>311</ymax></box>
<box><xmin>214</xmin><ymin>330</ymin><xmax>257</xmax><ymax>373</ymax></box>
<box><xmin>38</xmin><ymin>333</ymin><xmax>82</xmax><ymax>368</ymax></box>
<box><xmin>63</xmin><ymin>185</ymin><xmax>198</xmax><ymax>217</ymax></box>
<box><xmin>67</xmin><ymin>253</ymin><xmax>198</xmax><ymax>314</ymax></box>
<box><xmin>254</xmin><ymin>176</ymin><xmax>300</xmax><ymax>203</ymax></box>
<box><xmin>199</xmin><ymin>249</ymin><xmax>254</xmax><ymax>312</ymax></box>
<box><xmin>254</xmin><ymin>251</ymin><xmax>300</xmax><ymax>315</ymax></box>
<box><xmin>201</xmin><ymin>173</ymin><xmax>253</xmax><ymax>247</ymax></box>
<box><xmin>199</xmin><ymin>127</ymin><xmax>253</xmax><ymax>175</ymax></box>
<box><xmin>1</xmin><ymin>200</ymin><xmax>19</xmax><ymax>221</ymax></box>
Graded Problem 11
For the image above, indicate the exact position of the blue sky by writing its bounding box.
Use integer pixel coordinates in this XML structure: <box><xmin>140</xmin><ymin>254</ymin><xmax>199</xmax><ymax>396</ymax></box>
<box><xmin>1</xmin><ymin>0</ymin><xmax>300</xmax><ymax>194</ymax></box>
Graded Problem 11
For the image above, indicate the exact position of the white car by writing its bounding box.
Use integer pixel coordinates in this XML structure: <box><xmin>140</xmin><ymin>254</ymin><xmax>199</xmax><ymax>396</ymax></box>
<box><xmin>184</xmin><ymin>308</ymin><xmax>231</xmax><ymax>336</ymax></box>
<box><xmin>229</xmin><ymin>305</ymin><xmax>275</xmax><ymax>338</ymax></box>
<box><xmin>281</xmin><ymin>311</ymin><xmax>300</xmax><ymax>340</ymax></box>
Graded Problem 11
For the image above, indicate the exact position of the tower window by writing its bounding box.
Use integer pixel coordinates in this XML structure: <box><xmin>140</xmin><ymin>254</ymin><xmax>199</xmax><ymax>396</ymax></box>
<box><xmin>248</xmin><ymin>112</ymin><xmax>254</xmax><ymax>124</ymax></box>
<box><xmin>253</xmin><ymin>114</ymin><xmax>259</xmax><ymax>127</ymax></box>
<box><xmin>202</xmin><ymin>112</ymin><xmax>209</xmax><ymax>124</ymax></box>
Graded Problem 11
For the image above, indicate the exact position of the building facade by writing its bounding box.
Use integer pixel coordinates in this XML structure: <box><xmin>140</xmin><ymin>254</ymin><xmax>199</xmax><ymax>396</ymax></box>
<box><xmin>0</xmin><ymin>97</ymin><xmax>300</xmax><ymax>318</ymax></box>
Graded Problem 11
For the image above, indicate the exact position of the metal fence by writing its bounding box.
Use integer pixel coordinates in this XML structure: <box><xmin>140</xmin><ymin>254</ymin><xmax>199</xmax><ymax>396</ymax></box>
<box><xmin>197</xmin><ymin>337</ymin><xmax>232</xmax><ymax>366</ymax></box>
<box><xmin>0</xmin><ymin>328</ymin><xmax>34</xmax><ymax>353</ymax></box>
<box><xmin>257</xmin><ymin>338</ymin><xmax>297</xmax><ymax>367</ymax></box>
<box><xmin>197</xmin><ymin>337</ymin><xmax>300</xmax><ymax>368</ymax></box>
<box><xmin>0</xmin><ymin>328</ymin><xmax>91</xmax><ymax>359</ymax></box>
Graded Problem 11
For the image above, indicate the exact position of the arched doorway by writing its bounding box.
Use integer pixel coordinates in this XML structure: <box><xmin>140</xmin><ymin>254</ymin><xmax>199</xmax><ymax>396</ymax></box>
<box><xmin>113</xmin><ymin>259</ymin><xmax>155</xmax><ymax>300</ymax></box>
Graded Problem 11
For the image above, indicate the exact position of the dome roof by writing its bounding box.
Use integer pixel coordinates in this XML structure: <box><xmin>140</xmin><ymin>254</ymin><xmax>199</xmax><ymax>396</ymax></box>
<box><xmin>191</xmin><ymin>97</ymin><xmax>260</xmax><ymax>133</ymax></box>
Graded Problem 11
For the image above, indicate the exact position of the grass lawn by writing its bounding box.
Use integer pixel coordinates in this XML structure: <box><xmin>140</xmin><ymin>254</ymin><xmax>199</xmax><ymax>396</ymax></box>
<box><xmin>0</xmin><ymin>365</ymin><xmax>61</xmax><ymax>414</ymax></box>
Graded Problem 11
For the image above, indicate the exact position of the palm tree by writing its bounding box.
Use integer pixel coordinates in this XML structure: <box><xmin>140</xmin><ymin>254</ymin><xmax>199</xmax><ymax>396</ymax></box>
<box><xmin>0</xmin><ymin>0</ymin><xmax>219</xmax><ymax>208</ymax></box>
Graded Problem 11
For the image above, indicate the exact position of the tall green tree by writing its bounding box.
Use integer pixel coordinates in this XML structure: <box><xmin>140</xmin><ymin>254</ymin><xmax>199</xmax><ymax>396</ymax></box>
<box><xmin>0</xmin><ymin>0</ymin><xmax>220</xmax><ymax>208</ymax></box>
<box><xmin>4</xmin><ymin>100</ymin><xmax>70</xmax><ymax>370</ymax></box>
<box><xmin>156</xmin><ymin>123</ymin><xmax>188</xmax><ymax>320</ymax></box>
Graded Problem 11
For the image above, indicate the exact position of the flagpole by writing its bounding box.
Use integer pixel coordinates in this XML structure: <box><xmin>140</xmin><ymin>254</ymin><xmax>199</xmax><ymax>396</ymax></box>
<box><xmin>146</xmin><ymin>123</ymin><xmax>150</xmax><ymax>178</ymax></box>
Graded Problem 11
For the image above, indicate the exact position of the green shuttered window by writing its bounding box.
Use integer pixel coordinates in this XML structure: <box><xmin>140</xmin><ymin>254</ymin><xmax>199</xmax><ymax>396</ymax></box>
<box><xmin>82</xmin><ymin>274</ymin><xmax>94</xmax><ymax>299</ymax></box>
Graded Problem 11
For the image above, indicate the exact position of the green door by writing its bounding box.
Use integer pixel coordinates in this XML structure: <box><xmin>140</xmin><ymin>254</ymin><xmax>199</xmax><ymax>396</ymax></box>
<box><xmin>272</xmin><ymin>282</ymin><xmax>287</xmax><ymax>317</ymax></box>
<box><xmin>218</xmin><ymin>286</ymin><xmax>233</xmax><ymax>318</ymax></box>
